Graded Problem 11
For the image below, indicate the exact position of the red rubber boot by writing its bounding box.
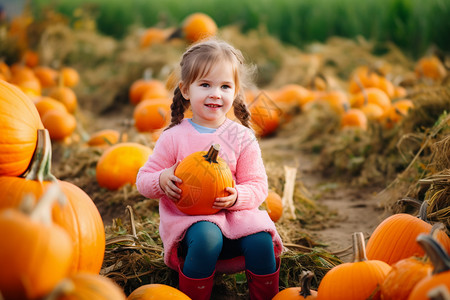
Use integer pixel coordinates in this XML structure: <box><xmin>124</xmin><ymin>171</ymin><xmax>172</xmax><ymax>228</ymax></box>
<box><xmin>245</xmin><ymin>263</ymin><xmax>280</xmax><ymax>300</ymax></box>
<box><xmin>178</xmin><ymin>264</ymin><xmax>215</xmax><ymax>300</ymax></box>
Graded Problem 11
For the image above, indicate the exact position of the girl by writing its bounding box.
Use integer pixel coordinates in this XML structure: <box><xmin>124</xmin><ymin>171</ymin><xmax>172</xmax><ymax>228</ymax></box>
<box><xmin>136</xmin><ymin>39</ymin><xmax>283</xmax><ymax>300</ymax></box>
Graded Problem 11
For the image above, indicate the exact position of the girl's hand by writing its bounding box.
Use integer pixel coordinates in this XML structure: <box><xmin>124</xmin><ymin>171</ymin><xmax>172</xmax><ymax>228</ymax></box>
<box><xmin>159</xmin><ymin>161</ymin><xmax>182</xmax><ymax>202</ymax></box>
<box><xmin>213</xmin><ymin>181</ymin><xmax>237</xmax><ymax>209</ymax></box>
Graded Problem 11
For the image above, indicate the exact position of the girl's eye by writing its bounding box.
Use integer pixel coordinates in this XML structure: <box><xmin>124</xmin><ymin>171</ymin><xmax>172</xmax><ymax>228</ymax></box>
<box><xmin>222</xmin><ymin>85</ymin><xmax>231</xmax><ymax>89</ymax></box>
<box><xmin>200</xmin><ymin>83</ymin><xmax>209</xmax><ymax>88</ymax></box>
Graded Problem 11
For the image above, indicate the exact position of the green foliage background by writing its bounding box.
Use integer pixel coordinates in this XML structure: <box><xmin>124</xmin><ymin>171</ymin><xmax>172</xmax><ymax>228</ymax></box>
<box><xmin>31</xmin><ymin>0</ymin><xmax>450</xmax><ymax>58</ymax></box>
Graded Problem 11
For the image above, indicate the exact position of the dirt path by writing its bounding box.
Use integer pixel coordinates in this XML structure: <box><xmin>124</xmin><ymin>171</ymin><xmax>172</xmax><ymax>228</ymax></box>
<box><xmin>258</xmin><ymin>134</ymin><xmax>390</xmax><ymax>262</ymax></box>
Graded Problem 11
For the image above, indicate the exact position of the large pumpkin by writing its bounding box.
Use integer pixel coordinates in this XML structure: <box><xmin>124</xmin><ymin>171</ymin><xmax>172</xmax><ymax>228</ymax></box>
<box><xmin>0</xmin><ymin>129</ymin><xmax>105</xmax><ymax>274</ymax></box>
<box><xmin>174</xmin><ymin>144</ymin><xmax>233</xmax><ymax>215</ymax></box>
<box><xmin>45</xmin><ymin>272</ymin><xmax>127</xmax><ymax>300</ymax></box>
<box><xmin>317</xmin><ymin>232</ymin><xmax>391</xmax><ymax>300</ymax></box>
<box><xmin>96</xmin><ymin>142</ymin><xmax>152</xmax><ymax>190</ymax></box>
<box><xmin>0</xmin><ymin>184</ymin><xmax>73</xmax><ymax>300</ymax></box>
<box><xmin>365</xmin><ymin>213</ymin><xmax>450</xmax><ymax>265</ymax></box>
<box><xmin>127</xmin><ymin>284</ymin><xmax>190</xmax><ymax>300</ymax></box>
<box><xmin>0</xmin><ymin>79</ymin><xmax>44</xmax><ymax>176</ymax></box>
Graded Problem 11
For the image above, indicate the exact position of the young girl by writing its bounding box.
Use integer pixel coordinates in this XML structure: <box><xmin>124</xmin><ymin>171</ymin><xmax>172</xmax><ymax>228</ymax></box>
<box><xmin>136</xmin><ymin>39</ymin><xmax>283</xmax><ymax>300</ymax></box>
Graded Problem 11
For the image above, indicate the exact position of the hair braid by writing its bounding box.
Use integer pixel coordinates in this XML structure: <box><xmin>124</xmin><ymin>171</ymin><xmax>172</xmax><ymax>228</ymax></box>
<box><xmin>233</xmin><ymin>92</ymin><xmax>251</xmax><ymax>128</ymax></box>
<box><xmin>166</xmin><ymin>87</ymin><xmax>190</xmax><ymax>130</ymax></box>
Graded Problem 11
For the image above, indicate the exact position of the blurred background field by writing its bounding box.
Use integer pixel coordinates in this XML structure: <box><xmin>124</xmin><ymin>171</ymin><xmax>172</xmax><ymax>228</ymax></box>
<box><xmin>3</xmin><ymin>0</ymin><xmax>449</xmax><ymax>58</ymax></box>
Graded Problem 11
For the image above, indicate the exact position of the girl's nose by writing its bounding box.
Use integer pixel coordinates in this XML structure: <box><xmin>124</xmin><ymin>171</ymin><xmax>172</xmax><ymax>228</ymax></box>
<box><xmin>209</xmin><ymin>88</ymin><xmax>221</xmax><ymax>99</ymax></box>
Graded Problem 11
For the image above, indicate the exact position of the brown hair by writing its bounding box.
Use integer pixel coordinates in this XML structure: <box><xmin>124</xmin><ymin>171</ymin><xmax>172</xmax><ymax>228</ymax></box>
<box><xmin>166</xmin><ymin>39</ymin><xmax>253</xmax><ymax>130</ymax></box>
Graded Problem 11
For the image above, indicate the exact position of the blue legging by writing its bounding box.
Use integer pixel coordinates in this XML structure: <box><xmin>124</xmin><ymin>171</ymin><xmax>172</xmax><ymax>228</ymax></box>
<box><xmin>181</xmin><ymin>221</ymin><xmax>276</xmax><ymax>279</ymax></box>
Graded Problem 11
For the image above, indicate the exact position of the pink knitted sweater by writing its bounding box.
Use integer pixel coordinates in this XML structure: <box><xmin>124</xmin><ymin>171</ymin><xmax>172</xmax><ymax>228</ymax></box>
<box><xmin>136</xmin><ymin>119</ymin><xmax>283</xmax><ymax>273</ymax></box>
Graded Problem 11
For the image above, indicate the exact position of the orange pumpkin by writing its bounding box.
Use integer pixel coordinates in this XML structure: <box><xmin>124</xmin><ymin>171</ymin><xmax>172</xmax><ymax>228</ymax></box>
<box><xmin>0</xmin><ymin>79</ymin><xmax>44</xmax><ymax>176</ymax></box>
<box><xmin>0</xmin><ymin>184</ymin><xmax>73</xmax><ymax>300</ymax></box>
<box><xmin>33</xmin><ymin>65</ymin><xmax>59</xmax><ymax>88</ymax></box>
<box><xmin>274</xmin><ymin>84</ymin><xmax>311</xmax><ymax>108</ymax></box>
<box><xmin>129</xmin><ymin>78</ymin><xmax>168</xmax><ymax>105</ymax></box>
<box><xmin>48</xmin><ymin>85</ymin><xmax>78</xmax><ymax>113</ymax></box>
<box><xmin>60</xmin><ymin>66</ymin><xmax>80</xmax><ymax>87</ymax></box>
<box><xmin>96</xmin><ymin>142</ymin><xmax>153</xmax><ymax>190</ymax></box>
<box><xmin>273</xmin><ymin>270</ymin><xmax>317</xmax><ymax>299</ymax></box>
<box><xmin>249</xmin><ymin>91</ymin><xmax>282</xmax><ymax>137</ymax></box>
<box><xmin>317</xmin><ymin>90</ymin><xmax>350</xmax><ymax>115</ymax></box>
<box><xmin>414</xmin><ymin>56</ymin><xmax>447</xmax><ymax>81</ymax></box>
<box><xmin>366</xmin><ymin>213</ymin><xmax>450</xmax><ymax>266</ymax></box>
<box><xmin>408</xmin><ymin>234</ymin><xmax>450</xmax><ymax>300</ymax></box>
<box><xmin>348</xmin><ymin>65</ymin><xmax>381</xmax><ymax>94</ymax></box>
<box><xmin>0</xmin><ymin>129</ymin><xmax>105</xmax><ymax>274</ymax></box>
<box><xmin>317</xmin><ymin>232</ymin><xmax>391</xmax><ymax>300</ymax></box>
<box><xmin>182</xmin><ymin>12</ymin><xmax>218</xmax><ymax>43</ymax></box>
<box><xmin>0</xmin><ymin>61</ymin><xmax>12</xmax><ymax>81</ymax></box>
<box><xmin>133</xmin><ymin>98</ymin><xmax>171</xmax><ymax>132</ymax></box>
<box><xmin>340</xmin><ymin>108</ymin><xmax>368</xmax><ymax>130</ymax></box>
<box><xmin>140</xmin><ymin>27</ymin><xmax>168</xmax><ymax>48</ymax></box>
<box><xmin>22</xmin><ymin>49</ymin><xmax>39</xmax><ymax>68</ymax></box>
<box><xmin>350</xmin><ymin>87</ymin><xmax>391</xmax><ymax>111</ymax></box>
<box><xmin>87</xmin><ymin>129</ymin><xmax>121</xmax><ymax>147</ymax></box>
<box><xmin>174</xmin><ymin>144</ymin><xmax>233</xmax><ymax>215</ymax></box>
<box><xmin>46</xmin><ymin>272</ymin><xmax>127</xmax><ymax>299</ymax></box>
<box><xmin>127</xmin><ymin>283</ymin><xmax>190</xmax><ymax>300</ymax></box>
<box><xmin>381</xmin><ymin>99</ymin><xmax>414</xmax><ymax>129</ymax></box>
<box><xmin>41</xmin><ymin>109</ymin><xmax>77</xmax><ymax>141</ymax></box>
<box><xmin>380</xmin><ymin>256</ymin><xmax>432</xmax><ymax>300</ymax></box>
<box><xmin>34</xmin><ymin>96</ymin><xmax>68</xmax><ymax>117</ymax></box>
<box><xmin>265</xmin><ymin>189</ymin><xmax>283</xmax><ymax>222</ymax></box>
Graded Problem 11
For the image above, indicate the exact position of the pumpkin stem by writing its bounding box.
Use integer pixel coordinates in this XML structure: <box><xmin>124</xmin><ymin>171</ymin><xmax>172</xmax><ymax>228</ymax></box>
<box><xmin>299</xmin><ymin>270</ymin><xmax>314</xmax><ymax>298</ymax></box>
<box><xmin>203</xmin><ymin>144</ymin><xmax>220</xmax><ymax>163</ymax></box>
<box><xmin>418</xmin><ymin>200</ymin><xmax>429</xmax><ymax>222</ymax></box>
<box><xmin>29</xmin><ymin>183</ymin><xmax>67</xmax><ymax>225</ymax></box>
<box><xmin>352</xmin><ymin>232</ymin><xmax>368</xmax><ymax>262</ymax></box>
<box><xmin>44</xmin><ymin>278</ymin><xmax>75</xmax><ymax>300</ymax></box>
<box><xmin>417</xmin><ymin>234</ymin><xmax>450</xmax><ymax>275</ymax></box>
<box><xmin>427</xmin><ymin>285</ymin><xmax>450</xmax><ymax>300</ymax></box>
<box><xmin>23</xmin><ymin>129</ymin><xmax>57</xmax><ymax>182</ymax></box>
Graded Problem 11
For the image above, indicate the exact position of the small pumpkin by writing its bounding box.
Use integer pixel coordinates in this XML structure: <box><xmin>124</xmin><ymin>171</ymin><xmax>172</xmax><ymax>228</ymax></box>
<box><xmin>0</xmin><ymin>184</ymin><xmax>73</xmax><ymax>300</ymax></box>
<box><xmin>96</xmin><ymin>142</ymin><xmax>153</xmax><ymax>190</ymax></box>
<box><xmin>182</xmin><ymin>12</ymin><xmax>217</xmax><ymax>43</ymax></box>
<box><xmin>414</xmin><ymin>56</ymin><xmax>447</xmax><ymax>81</ymax></box>
<box><xmin>340</xmin><ymin>108</ymin><xmax>368</xmax><ymax>130</ymax></box>
<box><xmin>127</xmin><ymin>283</ymin><xmax>190</xmax><ymax>300</ymax></box>
<box><xmin>87</xmin><ymin>129</ymin><xmax>121</xmax><ymax>147</ymax></box>
<box><xmin>48</xmin><ymin>85</ymin><xmax>78</xmax><ymax>113</ymax></box>
<box><xmin>60</xmin><ymin>66</ymin><xmax>80</xmax><ymax>87</ymax></box>
<box><xmin>133</xmin><ymin>98</ymin><xmax>171</xmax><ymax>132</ymax></box>
<box><xmin>350</xmin><ymin>87</ymin><xmax>391</xmax><ymax>111</ymax></box>
<box><xmin>140</xmin><ymin>27</ymin><xmax>168</xmax><ymax>48</ymax></box>
<box><xmin>408</xmin><ymin>234</ymin><xmax>450</xmax><ymax>300</ymax></box>
<box><xmin>365</xmin><ymin>213</ymin><xmax>450</xmax><ymax>266</ymax></box>
<box><xmin>34</xmin><ymin>96</ymin><xmax>69</xmax><ymax>118</ymax></box>
<box><xmin>33</xmin><ymin>65</ymin><xmax>59</xmax><ymax>88</ymax></box>
<box><xmin>46</xmin><ymin>272</ymin><xmax>126</xmax><ymax>300</ymax></box>
<box><xmin>249</xmin><ymin>91</ymin><xmax>282</xmax><ymax>137</ymax></box>
<box><xmin>380</xmin><ymin>256</ymin><xmax>432</xmax><ymax>300</ymax></box>
<box><xmin>174</xmin><ymin>144</ymin><xmax>233</xmax><ymax>215</ymax></box>
<box><xmin>0</xmin><ymin>79</ymin><xmax>44</xmax><ymax>176</ymax></box>
<box><xmin>129</xmin><ymin>75</ymin><xmax>168</xmax><ymax>105</ymax></box>
<box><xmin>317</xmin><ymin>232</ymin><xmax>392</xmax><ymax>300</ymax></box>
<box><xmin>273</xmin><ymin>270</ymin><xmax>318</xmax><ymax>299</ymax></box>
<box><xmin>265</xmin><ymin>189</ymin><xmax>283</xmax><ymax>223</ymax></box>
<box><xmin>41</xmin><ymin>109</ymin><xmax>77</xmax><ymax>141</ymax></box>
<box><xmin>0</xmin><ymin>129</ymin><xmax>105</xmax><ymax>274</ymax></box>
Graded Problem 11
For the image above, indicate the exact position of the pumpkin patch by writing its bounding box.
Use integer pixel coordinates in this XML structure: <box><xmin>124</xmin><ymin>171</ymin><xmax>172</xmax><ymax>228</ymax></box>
<box><xmin>0</xmin><ymin>4</ymin><xmax>448</xmax><ymax>299</ymax></box>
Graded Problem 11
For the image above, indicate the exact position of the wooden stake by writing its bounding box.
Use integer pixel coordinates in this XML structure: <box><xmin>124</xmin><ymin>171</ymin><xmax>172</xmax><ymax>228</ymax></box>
<box><xmin>282</xmin><ymin>165</ymin><xmax>297</xmax><ymax>219</ymax></box>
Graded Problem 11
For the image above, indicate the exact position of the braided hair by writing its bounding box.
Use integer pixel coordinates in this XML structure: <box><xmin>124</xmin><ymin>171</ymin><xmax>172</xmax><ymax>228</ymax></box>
<box><xmin>165</xmin><ymin>39</ymin><xmax>254</xmax><ymax>130</ymax></box>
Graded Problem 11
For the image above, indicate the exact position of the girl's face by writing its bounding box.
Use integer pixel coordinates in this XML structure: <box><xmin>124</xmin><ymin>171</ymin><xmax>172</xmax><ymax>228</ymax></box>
<box><xmin>180</xmin><ymin>60</ymin><xmax>236</xmax><ymax>128</ymax></box>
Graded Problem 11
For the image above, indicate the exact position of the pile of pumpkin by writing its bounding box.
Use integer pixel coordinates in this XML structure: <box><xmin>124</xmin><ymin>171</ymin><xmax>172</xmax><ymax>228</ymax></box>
<box><xmin>0</xmin><ymin>52</ymin><xmax>80</xmax><ymax>143</ymax></box>
<box><xmin>0</xmin><ymin>79</ymin><xmax>191</xmax><ymax>299</ymax></box>
<box><xmin>273</xmin><ymin>209</ymin><xmax>450</xmax><ymax>299</ymax></box>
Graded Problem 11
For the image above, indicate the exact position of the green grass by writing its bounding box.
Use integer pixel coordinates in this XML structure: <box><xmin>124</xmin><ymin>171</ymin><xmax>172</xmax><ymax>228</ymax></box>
<box><xmin>31</xmin><ymin>0</ymin><xmax>450</xmax><ymax>58</ymax></box>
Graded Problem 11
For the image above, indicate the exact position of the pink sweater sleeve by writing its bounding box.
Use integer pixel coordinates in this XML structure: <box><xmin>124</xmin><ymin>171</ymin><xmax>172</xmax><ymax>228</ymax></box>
<box><xmin>228</xmin><ymin>136</ymin><xmax>268</xmax><ymax>211</ymax></box>
<box><xmin>136</xmin><ymin>134</ymin><xmax>175</xmax><ymax>199</ymax></box>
